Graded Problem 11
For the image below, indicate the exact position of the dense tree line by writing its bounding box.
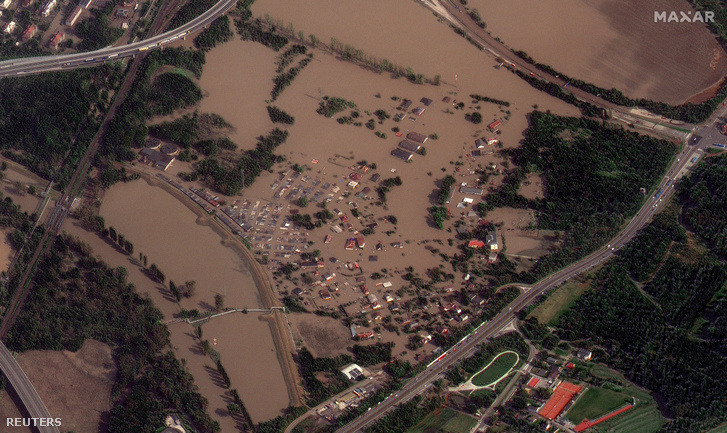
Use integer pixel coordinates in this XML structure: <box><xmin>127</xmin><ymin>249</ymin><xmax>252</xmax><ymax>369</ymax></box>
<box><xmin>75</xmin><ymin>1</ymin><xmax>124</xmax><ymax>50</ymax></box>
<box><xmin>100</xmin><ymin>49</ymin><xmax>206</xmax><ymax>160</ymax></box>
<box><xmin>167</xmin><ymin>0</ymin><xmax>216</xmax><ymax>29</ymax></box>
<box><xmin>482</xmin><ymin>112</ymin><xmax>675</xmax><ymax>283</ymax></box>
<box><xmin>184</xmin><ymin>128</ymin><xmax>289</xmax><ymax>195</ymax></box>
<box><xmin>100</xmin><ymin>48</ymin><xmax>206</xmax><ymax>161</ymax></box>
<box><xmin>0</xmin><ymin>195</ymin><xmax>44</xmax><ymax>310</ymax></box>
<box><xmin>437</xmin><ymin>175</ymin><xmax>456</xmax><ymax>205</ymax></box>
<box><xmin>351</xmin><ymin>342</ymin><xmax>394</xmax><ymax>366</ymax></box>
<box><xmin>317</xmin><ymin>96</ymin><xmax>356</xmax><ymax>118</ymax></box>
<box><xmin>266</xmin><ymin>105</ymin><xmax>295</xmax><ymax>124</ymax></box>
<box><xmin>107</xmin><ymin>352</ymin><xmax>220</xmax><ymax>433</ymax></box>
<box><xmin>513</xmin><ymin>69</ymin><xmax>603</xmax><ymax>117</ymax></box>
<box><xmin>296</xmin><ymin>347</ymin><xmax>353</xmax><ymax>405</ymax></box>
<box><xmin>556</xmin><ymin>185</ymin><xmax>727</xmax><ymax>431</ymax></box>
<box><xmin>148</xmin><ymin>72</ymin><xmax>203</xmax><ymax>116</ymax></box>
<box><xmin>679</xmin><ymin>153</ymin><xmax>727</xmax><ymax>257</ymax></box>
<box><xmin>0</xmin><ymin>71</ymin><xmax>101</xmax><ymax>188</ymax></box>
<box><xmin>616</xmin><ymin>203</ymin><xmax>685</xmax><ymax>281</ymax></box>
<box><xmin>470</xmin><ymin>93</ymin><xmax>510</xmax><ymax>107</ymax></box>
<box><xmin>235</xmin><ymin>6</ymin><xmax>289</xmax><ymax>52</ymax></box>
<box><xmin>194</xmin><ymin>16</ymin><xmax>233</xmax><ymax>51</ymax></box>
<box><xmin>271</xmin><ymin>56</ymin><xmax>312</xmax><ymax>100</ymax></box>
<box><xmin>256</xmin><ymin>406</ymin><xmax>308</xmax><ymax>433</ymax></box>
<box><xmin>275</xmin><ymin>44</ymin><xmax>307</xmax><ymax>73</ymax></box>
<box><xmin>513</xmin><ymin>49</ymin><xmax>727</xmax><ymax>123</ymax></box>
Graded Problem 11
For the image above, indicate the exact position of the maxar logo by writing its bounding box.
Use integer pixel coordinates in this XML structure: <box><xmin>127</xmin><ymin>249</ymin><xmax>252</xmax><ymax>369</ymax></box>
<box><xmin>654</xmin><ymin>11</ymin><xmax>715</xmax><ymax>23</ymax></box>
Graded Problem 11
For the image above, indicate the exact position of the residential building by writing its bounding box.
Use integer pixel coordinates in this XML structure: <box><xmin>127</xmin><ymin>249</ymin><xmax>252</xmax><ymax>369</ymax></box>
<box><xmin>48</xmin><ymin>31</ymin><xmax>65</xmax><ymax>49</ymax></box>
<box><xmin>2</xmin><ymin>20</ymin><xmax>15</xmax><ymax>34</ymax></box>
<box><xmin>576</xmin><ymin>348</ymin><xmax>593</xmax><ymax>361</ymax></box>
<box><xmin>460</xmin><ymin>186</ymin><xmax>484</xmax><ymax>196</ymax></box>
<box><xmin>41</xmin><ymin>0</ymin><xmax>57</xmax><ymax>17</ymax></box>
<box><xmin>420</xmin><ymin>97</ymin><xmax>433</xmax><ymax>106</ymax></box>
<box><xmin>398</xmin><ymin>99</ymin><xmax>413</xmax><ymax>111</ymax></box>
<box><xmin>139</xmin><ymin>148</ymin><xmax>174</xmax><ymax>171</ymax></box>
<box><xmin>406</xmin><ymin>132</ymin><xmax>428</xmax><ymax>143</ymax></box>
<box><xmin>468</xmin><ymin>240</ymin><xmax>485</xmax><ymax>249</ymax></box>
<box><xmin>79</xmin><ymin>0</ymin><xmax>92</xmax><ymax>8</ymax></box>
<box><xmin>475</xmin><ymin>138</ymin><xmax>486</xmax><ymax>148</ymax></box>
<box><xmin>65</xmin><ymin>5</ymin><xmax>82</xmax><ymax>26</ymax></box>
<box><xmin>486</xmin><ymin>230</ymin><xmax>498</xmax><ymax>251</ymax></box>
<box><xmin>488</xmin><ymin>119</ymin><xmax>502</xmax><ymax>131</ymax></box>
<box><xmin>21</xmin><ymin>24</ymin><xmax>36</xmax><ymax>41</ymax></box>
<box><xmin>398</xmin><ymin>140</ymin><xmax>421</xmax><ymax>153</ymax></box>
<box><xmin>391</xmin><ymin>148</ymin><xmax>413</xmax><ymax>161</ymax></box>
<box><xmin>0</xmin><ymin>0</ymin><xmax>10</xmax><ymax>8</ymax></box>
<box><xmin>412</xmin><ymin>107</ymin><xmax>426</xmax><ymax>116</ymax></box>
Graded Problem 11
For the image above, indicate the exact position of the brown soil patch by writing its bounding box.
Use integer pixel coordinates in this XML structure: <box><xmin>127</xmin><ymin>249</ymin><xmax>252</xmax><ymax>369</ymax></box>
<box><xmin>289</xmin><ymin>314</ymin><xmax>353</xmax><ymax>358</ymax></box>
<box><xmin>13</xmin><ymin>339</ymin><xmax>115</xmax><ymax>433</ymax></box>
<box><xmin>684</xmin><ymin>77</ymin><xmax>726</xmax><ymax>104</ymax></box>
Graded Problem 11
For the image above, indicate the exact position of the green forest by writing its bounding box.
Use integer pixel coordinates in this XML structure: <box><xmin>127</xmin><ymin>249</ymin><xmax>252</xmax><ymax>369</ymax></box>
<box><xmin>483</xmin><ymin>112</ymin><xmax>675</xmax><ymax>283</ymax></box>
<box><xmin>554</xmin><ymin>154</ymin><xmax>727</xmax><ymax>432</ymax></box>
<box><xmin>0</xmin><ymin>69</ymin><xmax>111</xmax><ymax>188</ymax></box>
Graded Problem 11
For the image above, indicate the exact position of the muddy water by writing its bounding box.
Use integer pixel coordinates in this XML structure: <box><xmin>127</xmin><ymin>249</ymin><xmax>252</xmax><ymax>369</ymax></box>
<box><xmin>468</xmin><ymin>0</ymin><xmax>727</xmax><ymax>104</ymax></box>
<box><xmin>95</xmin><ymin>178</ymin><xmax>289</xmax><ymax>423</ymax></box>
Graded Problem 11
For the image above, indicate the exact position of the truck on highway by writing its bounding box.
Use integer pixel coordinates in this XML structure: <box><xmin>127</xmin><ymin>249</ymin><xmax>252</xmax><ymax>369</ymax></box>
<box><xmin>691</xmin><ymin>156</ymin><xmax>699</xmax><ymax>163</ymax></box>
<box><xmin>654</xmin><ymin>188</ymin><xmax>663</xmax><ymax>199</ymax></box>
<box><xmin>713</xmin><ymin>143</ymin><xmax>726</xmax><ymax>148</ymax></box>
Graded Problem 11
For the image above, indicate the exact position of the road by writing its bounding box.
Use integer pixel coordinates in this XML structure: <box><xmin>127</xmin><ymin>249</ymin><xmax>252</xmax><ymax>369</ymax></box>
<box><xmin>337</xmin><ymin>104</ymin><xmax>727</xmax><ymax>431</ymax></box>
<box><xmin>0</xmin><ymin>0</ymin><xmax>238</xmax><ymax>79</ymax></box>
<box><xmin>0</xmin><ymin>342</ymin><xmax>59</xmax><ymax>433</ymax></box>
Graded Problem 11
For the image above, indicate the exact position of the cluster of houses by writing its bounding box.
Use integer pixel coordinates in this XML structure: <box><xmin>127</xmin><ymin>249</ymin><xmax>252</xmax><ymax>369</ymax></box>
<box><xmin>467</xmin><ymin>229</ymin><xmax>499</xmax><ymax>263</ymax></box>
<box><xmin>391</xmin><ymin>132</ymin><xmax>428</xmax><ymax>162</ymax></box>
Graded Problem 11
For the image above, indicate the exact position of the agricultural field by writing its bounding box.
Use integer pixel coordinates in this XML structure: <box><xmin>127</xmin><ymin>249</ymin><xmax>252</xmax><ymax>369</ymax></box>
<box><xmin>566</xmin><ymin>387</ymin><xmax>631</xmax><ymax>424</ymax></box>
<box><xmin>528</xmin><ymin>279</ymin><xmax>592</xmax><ymax>325</ymax></box>
<box><xmin>471</xmin><ymin>351</ymin><xmax>518</xmax><ymax>387</ymax></box>
<box><xmin>407</xmin><ymin>408</ymin><xmax>477</xmax><ymax>433</ymax></box>
<box><xmin>587</xmin><ymin>364</ymin><xmax>666</xmax><ymax>433</ymax></box>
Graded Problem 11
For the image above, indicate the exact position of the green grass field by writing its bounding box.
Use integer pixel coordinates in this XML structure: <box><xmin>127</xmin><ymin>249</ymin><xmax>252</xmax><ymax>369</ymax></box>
<box><xmin>407</xmin><ymin>408</ymin><xmax>477</xmax><ymax>433</ymax></box>
<box><xmin>528</xmin><ymin>279</ymin><xmax>591</xmax><ymax>325</ymax></box>
<box><xmin>567</xmin><ymin>387</ymin><xmax>631</xmax><ymax>423</ymax></box>
<box><xmin>470</xmin><ymin>351</ymin><xmax>518</xmax><ymax>387</ymax></box>
<box><xmin>586</xmin><ymin>364</ymin><xmax>666</xmax><ymax>433</ymax></box>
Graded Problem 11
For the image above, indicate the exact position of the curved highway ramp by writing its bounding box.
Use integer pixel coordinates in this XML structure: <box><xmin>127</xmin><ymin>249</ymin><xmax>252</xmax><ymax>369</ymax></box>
<box><xmin>0</xmin><ymin>341</ymin><xmax>59</xmax><ymax>433</ymax></box>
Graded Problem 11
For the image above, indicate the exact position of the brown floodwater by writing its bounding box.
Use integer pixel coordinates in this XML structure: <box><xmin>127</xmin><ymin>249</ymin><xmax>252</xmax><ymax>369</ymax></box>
<box><xmin>95</xmin><ymin>178</ymin><xmax>289</xmax><ymax>423</ymax></box>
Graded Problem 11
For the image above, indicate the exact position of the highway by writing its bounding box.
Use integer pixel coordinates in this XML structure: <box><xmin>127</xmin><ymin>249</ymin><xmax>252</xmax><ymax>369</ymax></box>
<box><xmin>337</xmin><ymin>103</ymin><xmax>727</xmax><ymax>432</ymax></box>
<box><xmin>0</xmin><ymin>0</ymin><xmax>238</xmax><ymax>79</ymax></box>
<box><xmin>0</xmin><ymin>342</ymin><xmax>59</xmax><ymax>433</ymax></box>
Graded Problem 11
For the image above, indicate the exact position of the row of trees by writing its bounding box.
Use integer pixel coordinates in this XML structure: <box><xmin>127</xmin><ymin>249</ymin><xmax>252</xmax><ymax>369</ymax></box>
<box><xmin>194</xmin><ymin>16</ymin><xmax>234</xmax><ymax>51</ymax></box>
<box><xmin>266</xmin><ymin>105</ymin><xmax>295</xmax><ymax>124</ymax></box>
<box><xmin>513</xmin><ymin>49</ymin><xmax>727</xmax><ymax>123</ymax></box>
<box><xmin>271</xmin><ymin>55</ymin><xmax>312</xmax><ymax>100</ymax></box>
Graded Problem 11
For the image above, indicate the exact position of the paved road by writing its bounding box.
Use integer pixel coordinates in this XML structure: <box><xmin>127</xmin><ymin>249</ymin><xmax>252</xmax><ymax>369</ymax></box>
<box><xmin>0</xmin><ymin>342</ymin><xmax>59</xmax><ymax>433</ymax></box>
<box><xmin>337</xmin><ymin>111</ymin><xmax>726</xmax><ymax>432</ymax></box>
<box><xmin>0</xmin><ymin>0</ymin><xmax>237</xmax><ymax>79</ymax></box>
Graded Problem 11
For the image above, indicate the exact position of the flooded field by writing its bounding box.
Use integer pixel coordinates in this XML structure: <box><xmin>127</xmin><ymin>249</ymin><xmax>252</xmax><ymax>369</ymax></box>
<box><xmin>70</xmin><ymin>177</ymin><xmax>291</xmax><ymax>424</ymax></box>
<box><xmin>468</xmin><ymin>0</ymin><xmax>727</xmax><ymax>104</ymax></box>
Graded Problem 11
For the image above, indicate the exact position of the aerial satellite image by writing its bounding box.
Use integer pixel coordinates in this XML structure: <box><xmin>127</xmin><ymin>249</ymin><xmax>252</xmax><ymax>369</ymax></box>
<box><xmin>0</xmin><ymin>0</ymin><xmax>726</xmax><ymax>432</ymax></box>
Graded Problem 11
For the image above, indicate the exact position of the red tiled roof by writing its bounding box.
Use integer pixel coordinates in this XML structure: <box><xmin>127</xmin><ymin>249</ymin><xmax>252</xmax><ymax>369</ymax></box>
<box><xmin>527</xmin><ymin>377</ymin><xmax>540</xmax><ymax>388</ymax></box>
<box><xmin>538</xmin><ymin>382</ymin><xmax>583</xmax><ymax>420</ymax></box>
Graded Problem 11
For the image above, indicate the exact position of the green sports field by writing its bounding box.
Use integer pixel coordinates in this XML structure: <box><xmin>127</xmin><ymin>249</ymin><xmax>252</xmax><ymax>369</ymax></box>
<box><xmin>567</xmin><ymin>387</ymin><xmax>631</xmax><ymax>423</ymax></box>
<box><xmin>470</xmin><ymin>351</ymin><xmax>518</xmax><ymax>387</ymax></box>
